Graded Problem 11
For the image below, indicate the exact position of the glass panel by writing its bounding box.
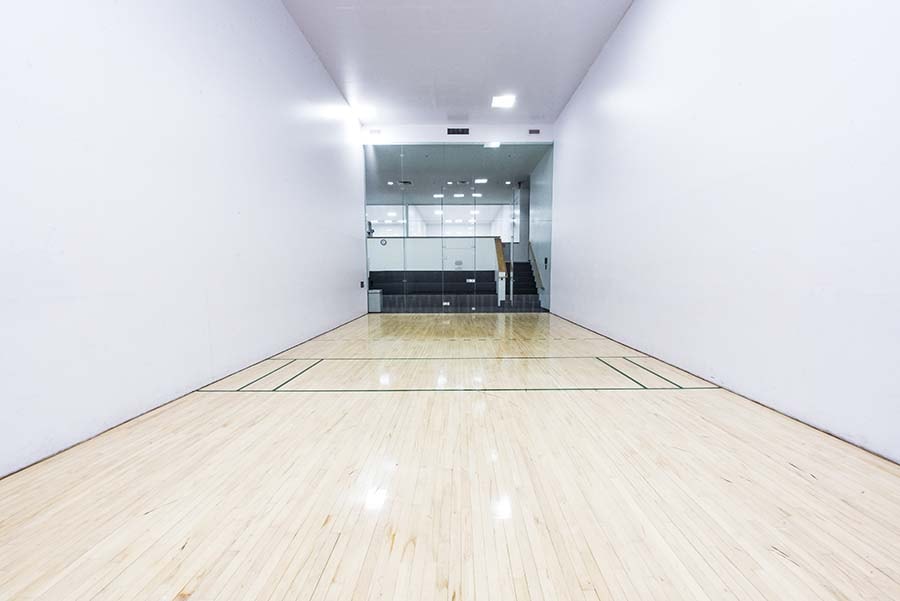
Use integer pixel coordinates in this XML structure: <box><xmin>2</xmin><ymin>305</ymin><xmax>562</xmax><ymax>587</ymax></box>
<box><xmin>364</xmin><ymin>142</ymin><xmax>552</xmax><ymax>314</ymax></box>
<box><xmin>367</xmin><ymin>205</ymin><xmax>405</xmax><ymax>238</ymax></box>
<box><xmin>364</xmin><ymin>144</ymin><xmax>405</xmax><ymax>312</ymax></box>
<box><xmin>530</xmin><ymin>146</ymin><xmax>553</xmax><ymax>310</ymax></box>
<box><xmin>439</xmin><ymin>145</ymin><xmax>473</xmax><ymax>312</ymax></box>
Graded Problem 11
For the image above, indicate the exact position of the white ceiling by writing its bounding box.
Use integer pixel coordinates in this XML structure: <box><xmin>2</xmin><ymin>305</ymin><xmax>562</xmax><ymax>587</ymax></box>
<box><xmin>282</xmin><ymin>0</ymin><xmax>633</xmax><ymax>125</ymax></box>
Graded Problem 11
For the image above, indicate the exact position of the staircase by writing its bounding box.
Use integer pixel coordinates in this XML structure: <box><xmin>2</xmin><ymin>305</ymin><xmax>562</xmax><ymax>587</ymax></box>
<box><xmin>502</xmin><ymin>262</ymin><xmax>544</xmax><ymax>312</ymax></box>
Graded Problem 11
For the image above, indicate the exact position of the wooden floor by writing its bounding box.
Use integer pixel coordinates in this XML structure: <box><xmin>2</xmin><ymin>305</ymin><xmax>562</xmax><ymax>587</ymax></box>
<box><xmin>2</xmin><ymin>314</ymin><xmax>899</xmax><ymax>601</ymax></box>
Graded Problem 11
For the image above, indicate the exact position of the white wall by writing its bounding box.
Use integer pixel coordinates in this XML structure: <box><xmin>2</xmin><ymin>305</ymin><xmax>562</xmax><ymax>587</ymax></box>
<box><xmin>552</xmin><ymin>0</ymin><xmax>900</xmax><ymax>461</ymax></box>
<box><xmin>529</xmin><ymin>148</ymin><xmax>553</xmax><ymax>309</ymax></box>
<box><xmin>0</xmin><ymin>1</ymin><xmax>366</xmax><ymax>476</ymax></box>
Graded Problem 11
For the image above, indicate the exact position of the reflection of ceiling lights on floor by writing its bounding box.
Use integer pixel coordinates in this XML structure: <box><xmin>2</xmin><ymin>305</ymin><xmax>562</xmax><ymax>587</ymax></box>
<box><xmin>492</xmin><ymin>495</ymin><xmax>512</xmax><ymax>520</ymax></box>
<box><xmin>365</xmin><ymin>488</ymin><xmax>387</xmax><ymax>512</ymax></box>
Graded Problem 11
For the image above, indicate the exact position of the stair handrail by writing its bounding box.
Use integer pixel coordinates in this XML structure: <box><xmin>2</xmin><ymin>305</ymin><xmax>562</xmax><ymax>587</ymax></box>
<box><xmin>494</xmin><ymin>237</ymin><xmax>507</xmax><ymax>275</ymax></box>
<box><xmin>528</xmin><ymin>242</ymin><xmax>545</xmax><ymax>291</ymax></box>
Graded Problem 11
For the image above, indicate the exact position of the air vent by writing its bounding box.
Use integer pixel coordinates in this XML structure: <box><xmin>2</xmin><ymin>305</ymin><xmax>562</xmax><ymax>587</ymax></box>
<box><xmin>447</xmin><ymin>128</ymin><xmax>470</xmax><ymax>135</ymax></box>
<box><xmin>528</xmin><ymin>128</ymin><xmax>541</xmax><ymax>135</ymax></box>
<box><xmin>399</xmin><ymin>180</ymin><xmax>412</xmax><ymax>186</ymax></box>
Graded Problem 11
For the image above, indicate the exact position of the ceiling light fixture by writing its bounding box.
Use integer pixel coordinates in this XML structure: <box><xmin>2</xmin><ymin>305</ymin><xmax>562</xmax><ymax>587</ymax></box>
<box><xmin>491</xmin><ymin>94</ymin><xmax>516</xmax><ymax>108</ymax></box>
<box><xmin>475</xmin><ymin>178</ymin><xmax>488</xmax><ymax>184</ymax></box>
<box><xmin>387</xmin><ymin>181</ymin><xmax>394</xmax><ymax>186</ymax></box>
<box><xmin>505</xmin><ymin>181</ymin><xmax>511</xmax><ymax>185</ymax></box>
<box><xmin>470</xmin><ymin>210</ymin><xmax>480</xmax><ymax>215</ymax></box>
<box><xmin>472</xmin><ymin>193</ymin><xmax>483</xmax><ymax>198</ymax></box>
<box><xmin>484</xmin><ymin>142</ymin><xmax>501</xmax><ymax>149</ymax></box>
<box><xmin>433</xmin><ymin>193</ymin><xmax>444</xmax><ymax>198</ymax></box>
<box><xmin>434</xmin><ymin>209</ymin><xmax>443</xmax><ymax>215</ymax></box>
<box><xmin>455</xmin><ymin>219</ymin><xmax>463</xmax><ymax>223</ymax></box>
<box><xmin>453</xmin><ymin>193</ymin><xmax>464</xmax><ymax>198</ymax></box>
<box><xmin>387</xmin><ymin>212</ymin><xmax>397</xmax><ymax>217</ymax></box>
<box><xmin>446</xmin><ymin>181</ymin><xmax>453</xmax><ymax>185</ymax></box>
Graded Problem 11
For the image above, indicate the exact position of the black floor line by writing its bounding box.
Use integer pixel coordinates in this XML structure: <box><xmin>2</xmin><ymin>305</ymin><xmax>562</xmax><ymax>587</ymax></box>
<box><xmin>623</xmin><ymin>356</ymin><xmax>684</xmax><ymax>388</ymax></box>
<box><xmin>274</xmin><ymin>359</ymin><xmax>325</xmax><ymax>391</ymax></box>
<box><xmin>596</xmin><ymin>357</ymin><xmax>647</xmax><ymax>389</ymax></box>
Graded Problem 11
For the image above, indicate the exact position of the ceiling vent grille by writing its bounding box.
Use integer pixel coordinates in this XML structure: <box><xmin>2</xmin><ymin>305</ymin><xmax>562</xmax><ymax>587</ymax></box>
<box><xmin>447</xmin><ymin>127</ymin><xmax>470</xmax><ymax>135</ymax></box>
<box><xmin>529</xmin><ymin>128</ymin><xmax>541</xmax><ymax>135</ymax></box>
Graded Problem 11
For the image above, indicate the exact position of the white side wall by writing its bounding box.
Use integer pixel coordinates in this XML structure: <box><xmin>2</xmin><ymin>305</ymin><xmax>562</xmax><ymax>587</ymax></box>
<box><xmin>529</xmin><ymin>148</ymin><xmax>553</xmax><ymax>309</ymax></box>
<box><xmin>0</xmin><ymin>0</ymin><xmax>366</xmax><ymax>476</ymax></box>
<box><xmin>552</xmin><ymin>0</ymin><xmax>900</xmax><ymax>461</ymax></box>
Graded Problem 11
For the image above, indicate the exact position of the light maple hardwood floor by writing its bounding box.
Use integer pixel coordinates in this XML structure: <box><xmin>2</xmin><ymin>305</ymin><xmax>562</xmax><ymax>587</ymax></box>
<box><xmin>1</xmin><ymin>313</ymin><xmax>899</xmax><ymax>600</ymax></box>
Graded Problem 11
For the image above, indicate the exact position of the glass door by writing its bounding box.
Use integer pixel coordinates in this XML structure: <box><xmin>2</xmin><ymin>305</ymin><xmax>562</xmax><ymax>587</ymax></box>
<box><xmin>439</xmin><ymin>145</ymin><xmax>476</xmax><ymax>312</ymax></box>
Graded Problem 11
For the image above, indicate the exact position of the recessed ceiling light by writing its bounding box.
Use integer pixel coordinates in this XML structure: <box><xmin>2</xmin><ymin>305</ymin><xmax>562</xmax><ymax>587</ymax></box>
<box><xmin>484</xmin><ymin>142</ymin><xmax>501</xmax><ymax>149</ymax></box>
<box><xmin>384</xmin><ymin>220</ymin><xmax>393</xmax><ymax>224</ymax></box>
<box><xmin>433</xmin><ymin>193</ymin><xmax>444</xmax><ymax>198</ymax></box>
<box><xmin>387</xmin><ymin>211</ymin><xmax>397</xmax><ymax>217</ymax></box>
<box><xmin>475</xmin><ymin>178</ymin><xmax>488</xmax><ymax>184</ymax></box>
<box><xmin>387</xmin><ymin>181</ymin><xmax>394</xmax><ymax>186</ymax></box>
<box><xmin>468</xmin><ymin>219</ymin><xmax>476</xmax><ymax>224</ymax></box>
<box><xmin>434</xmin><ymin>209</ymin><xmax>443</xmax><ymax>215</ymax></box>
<box><xmin>455</xmin><ymin>219</ymin><xmax>463</xmax><ymax>223</ymax></box>
<box><xmin>491</xmin><ymin>94</ymin><xmax>516</xmax><ymax>109</ymax></box>
<box><xmin>446</xmin><ymin>181</ymin><xmax>453</xmax><ymax>185</ymax></box>
<box><xmin>372</xmin><ymin>219</ymin><xmax>379</xmax><ymax>224</ymax></box>
<box><xmin>472</xmin><ymin>193</ymin><xmax>483</xmax><ymax>198</ymax></box>
<box><xmin>470</xmin><ymin>210</ymin><xmax>480</xmax><ymax>215</ymax></box>
<box><xmin>505</xmin><ymin>181</ymin><xmax>511</xmax><ymax>185</ymax></box>
<box><xmin>453</xmin><ymin>193</ymin><xmax>464</xmax><ymax>198</ymax></box>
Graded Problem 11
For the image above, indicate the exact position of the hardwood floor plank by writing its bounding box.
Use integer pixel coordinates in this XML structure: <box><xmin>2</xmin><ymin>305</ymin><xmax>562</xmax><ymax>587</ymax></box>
<box><xmin>1</xmin><ymin>314</ymin><xmax>898</xmax><ymax>601</ymax></box>
<box><xmin>279</xmin><ymin>357</ymin><xmax>641</xmax><ymax>391</ymax></box>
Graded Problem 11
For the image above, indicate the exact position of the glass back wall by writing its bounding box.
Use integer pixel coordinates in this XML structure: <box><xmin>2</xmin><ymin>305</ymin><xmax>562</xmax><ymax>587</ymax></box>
<box><xmin>365</xmin><ymin>143</ymin><xmax>552</xmax><ymax>313</ymax></box>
